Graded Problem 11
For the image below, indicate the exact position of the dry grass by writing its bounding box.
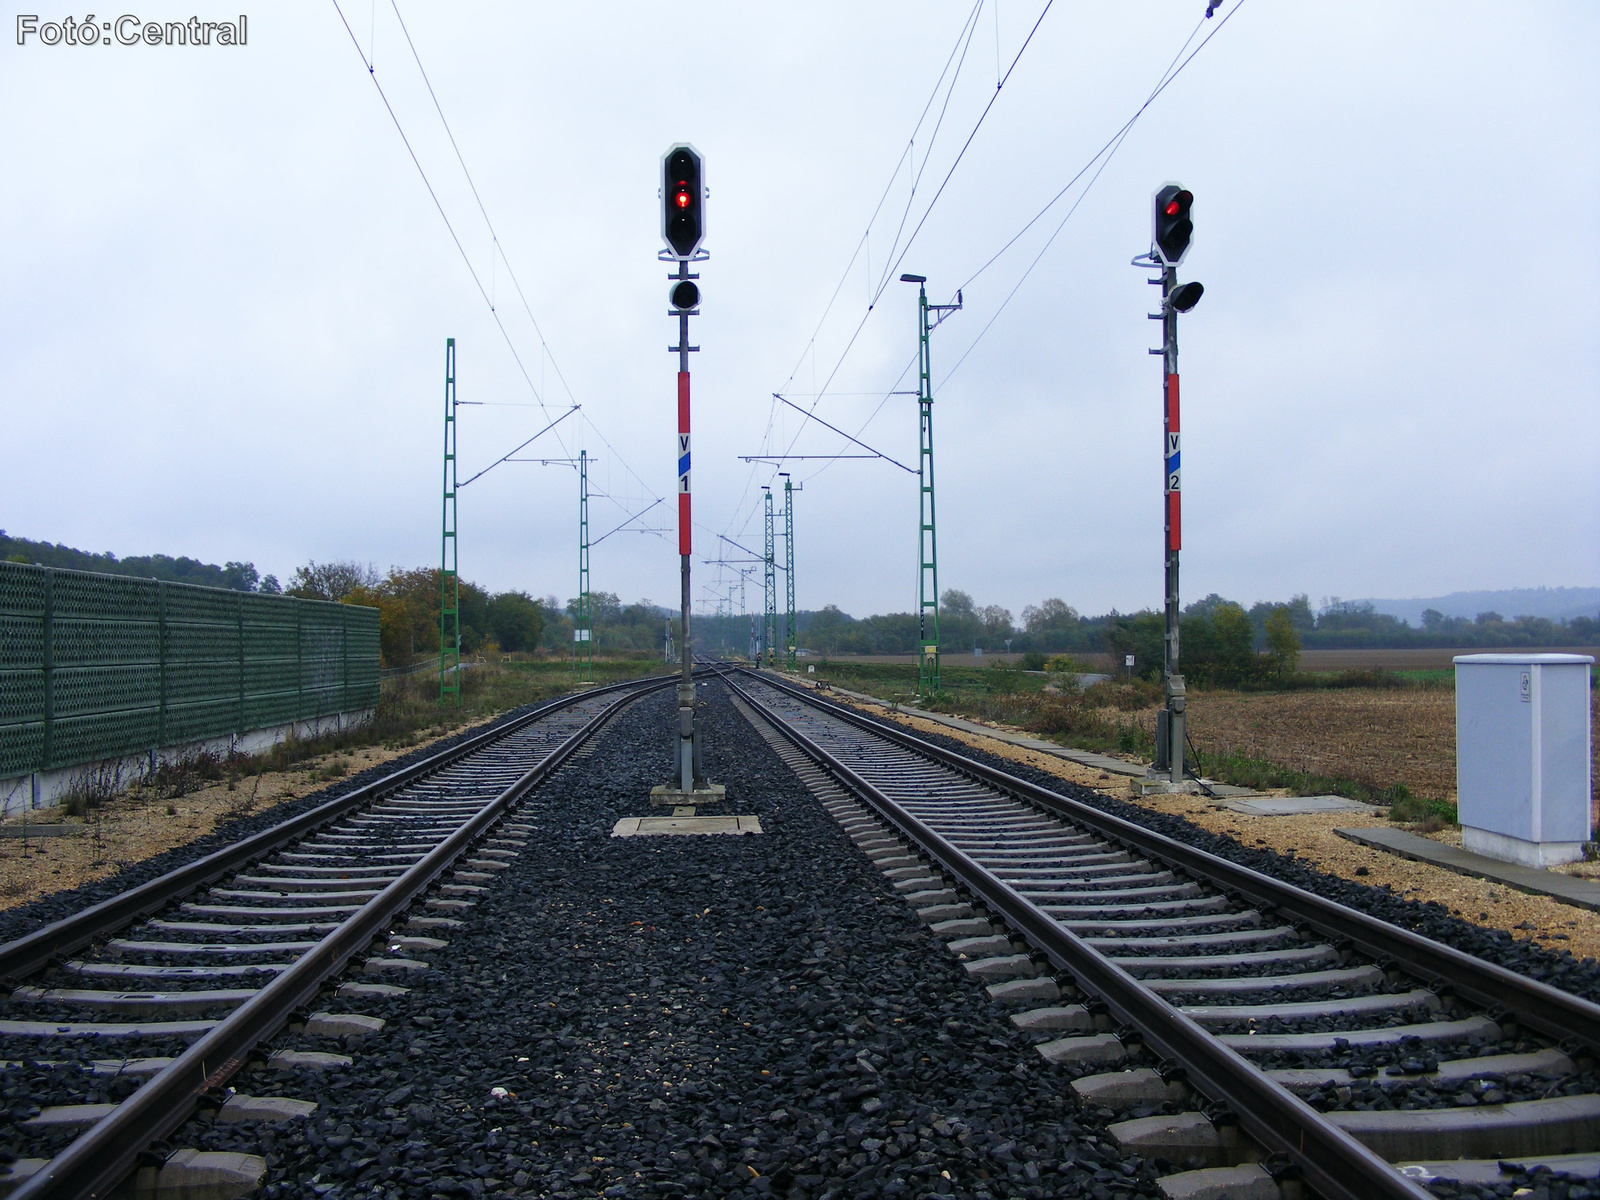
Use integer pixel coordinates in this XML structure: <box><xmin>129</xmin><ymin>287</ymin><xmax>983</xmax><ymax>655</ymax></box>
<box><xmin>1102</xmin><ymin>686</ymin><xmax>1598</xmax><ymax>824</ymax></box>
<box><xmin>0</xmin><ymin>739</ymin><xmax>445</xmax><ymax>913</ymax></box>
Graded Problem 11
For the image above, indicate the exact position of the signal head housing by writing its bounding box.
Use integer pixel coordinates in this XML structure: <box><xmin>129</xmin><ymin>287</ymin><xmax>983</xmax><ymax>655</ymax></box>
<box><xmin>1153</xmin><ymin>183</ymin><xmax>1194</xmax><ymax>266</ymax></box>
<box><xmin>670</xmin><ymin>280</ymin><xmax>700</xmax><ymax>310</ymax></box>
<box><xmin>1170</xmin><ymin>280</ymin><xmax>1204</xmax><ymax>313</ymax></box>
<box><xmin>661</xmin><ymin>143</ymin><xmax>706</xmax><ymax>259</ymax></box>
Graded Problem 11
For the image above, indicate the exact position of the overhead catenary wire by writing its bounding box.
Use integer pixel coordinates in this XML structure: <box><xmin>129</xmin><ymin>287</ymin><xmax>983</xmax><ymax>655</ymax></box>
<box><xmin>457</xmin><ymin>405</ymin><xmax>579</xmax><ymax>489</ymax></box>
<box><xmin>765</xmin><ymin>0</ymin><xmax>1055</xmax><ymax>478</ymax></box>
<box><xmin>742</xmin><ymin>2</ymin><xmax>1241</xmax><ymax>505</ymax></box>
<box><xmin>721</xmin><ymin>0</ymin><xmax>989</xmax><ymax>547</ymax></box>
<box><xmin>331</xmin><ymin>0</ymin><xmax>665</xmax><ymax>532</ymax></box>
<box><xmin>388</xmin><ymin>0</ymin><xmax>664</xmax><ymax>519</ymax></box>
<box><xmin>937</xmin><ymin>2</ymin><xmax>1245</xmax><ymax>386</ymax></box>
<box><xmin>770</xmin><ymin>0</ymin><xmax>1244</xmax><ymax>493</ymax></box>
<box><xmin>770</xmin><ymin>394</ymin><xmax>915</xmax><ymax>474</ymax></box>
<box><xmin>725</xmin><ymin>0</ymin><xmax>1053</xmax><ymax>546</ymax></box>
<box><xmin>330</xmin><ymin>0</ymin><xmax>541</xmax><ymax>397</ymax></box>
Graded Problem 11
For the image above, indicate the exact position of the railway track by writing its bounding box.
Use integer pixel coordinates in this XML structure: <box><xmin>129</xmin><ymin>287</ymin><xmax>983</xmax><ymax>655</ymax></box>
<box><xmin>724</xmin><ymin>667</ymin><xmax>1600</xmax><ymax>1200</ymax></box>
<box><xmin>0</xmin><ymin>671</ymin><xmax>677</xmax><ymax>1200</ymax></box>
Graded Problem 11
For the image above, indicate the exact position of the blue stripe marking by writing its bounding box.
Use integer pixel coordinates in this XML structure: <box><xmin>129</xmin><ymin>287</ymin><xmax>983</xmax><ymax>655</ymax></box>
<box><xmin>1166</xmin><ymin>452</ymin><xmax>1180</xmax><ymax>473</ymax></box>
<box><xmin>678</xmin><ymin>453</ymin><xmax>690</xmax><ymax>477</ymax></box>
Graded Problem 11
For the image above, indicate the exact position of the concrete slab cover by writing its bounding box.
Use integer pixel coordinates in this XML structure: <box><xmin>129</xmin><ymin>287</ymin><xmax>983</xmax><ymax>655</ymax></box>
<box><xmin>22</xmin><ymin>1103</ymin><xmax>118</xmax><ymax>1129</ymax></box>
<box><xmin>1036</xmin><ymin>1034</ymin><xmax>1126</xmax><ymax>1067</ymax></box>
<box><xmin>216</xmin><ymin>1095</ymin><xmax>318</xmax><ymax>1125</ymax></box>
<box><xmin>268</xmin><ymin>1051</ymin><xmax>351</xmax><ymax>1071</ymax></box>
<box><xmin>988</xmin><ymin>977</ymin><xmax>1061</xmax><ymax>1005</ymax></box>
<box><xmin>1328</xmin><ymin>1094</ymin><xmax>1600</xmax><ymax>1161</ymax></box>
<box><xmin>611</xmin><ymin>816</ymin><xmax>763</xmax><ymax>837</ymax></box>
<box><xmin>1335</xmin><ymin>826</ymin><xmax>1600</xmax><ymax>913</ymax></box>
<box><xmin>1107</xmin><ymin>1111</ymin><xmax>1224</xmax><ymax>1162</ymax></box>
<box><xmin>147</xmin><ymin>1148</ymin><xmax>268</xmax><ymax>1200</ymax></box>
<box><xmin>1217</xmin><ymin>795</ymin><xmax>1372</xmax><ymax>816</ymax></box>
<box><xmin>1156</xmin><ymin>1164</ymin><xmax>1279</xmax><ymax>1200</ymax></box>
<box><xmin>304</xmin><ymin>1012</ymin><xmax>384</xmax><ymax>1038</ymax></box>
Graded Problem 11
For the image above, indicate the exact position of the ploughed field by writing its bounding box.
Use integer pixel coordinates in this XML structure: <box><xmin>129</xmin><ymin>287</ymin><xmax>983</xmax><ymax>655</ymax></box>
<box><xmin>1133</xmin><ymin>688</ymin><xmax>1460</xmax><ymax>800</ymax></box>
<box><xmin>1141</xmin><ymin>686</ymin><xmax>1600</xmax><ymax>817</ymax></box>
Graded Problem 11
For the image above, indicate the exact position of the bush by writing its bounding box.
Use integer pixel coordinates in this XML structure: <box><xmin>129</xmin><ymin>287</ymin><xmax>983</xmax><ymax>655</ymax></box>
<box><xmin>1388</xmin><ymin>789</ymin><xmax>1458</xmax><ymax>830</ymax></box>
<box><xmin>1018</xmin><ymin>650</ymin><xmax>1048</xmax><ymax>671</ymax></box>
<box><xmin>1263</xmin><ymin>605</ymin><xmax>1301</xmax><ymax>677</ymax></box>
<box><xmin>148</xmin><ymin>747</ymin><xmax>229</xmax><ymax>799</ymax></box>
<box><xmin>1082</xmin><ymin>679</ymin><xmax>1162</xmax><ymax>712</ymax></box>
<box><xmin>986</xmin><ymin>660</ymin><xmax>1023</xmax><ymax>695</ymax></box>
<box><xmin>1045</xmin><ymin>654</ymin><xmax>1094</xmax><ymax>673</ymax></box>
<box><xmin>62</xmin><ymin>762</ymin><xmax>123</xmax><ymax>817</ymax></box>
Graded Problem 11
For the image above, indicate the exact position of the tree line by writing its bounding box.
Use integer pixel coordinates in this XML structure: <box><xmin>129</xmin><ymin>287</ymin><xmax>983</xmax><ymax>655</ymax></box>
<box><xmin>10</xmin><ymin>530</ymin><xmax>1593</xmax><ymax>675</ymax></box>
<box><xmin>695</xmin><ymin>589</ymin><xmax>1598</xmax><ymax>685</ymax></box>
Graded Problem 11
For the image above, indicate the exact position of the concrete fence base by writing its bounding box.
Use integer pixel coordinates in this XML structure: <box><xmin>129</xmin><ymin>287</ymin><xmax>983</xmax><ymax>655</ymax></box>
<box><xmin>0</xmin><ymin>708</ymin><xmax>376</xmax><ymax>819</ymax></box>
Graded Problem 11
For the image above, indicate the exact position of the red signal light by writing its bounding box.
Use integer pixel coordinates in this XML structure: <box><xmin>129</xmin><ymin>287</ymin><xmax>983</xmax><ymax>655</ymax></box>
<box><xmin>675</xmin><ymin>189</ymin><xmax>691</xmax><ymax>209</ymax></box>
<box><xmin>1165</xmin><ymin>199</ymin><xmax>1180</xmax><ymax>216</ymax></box>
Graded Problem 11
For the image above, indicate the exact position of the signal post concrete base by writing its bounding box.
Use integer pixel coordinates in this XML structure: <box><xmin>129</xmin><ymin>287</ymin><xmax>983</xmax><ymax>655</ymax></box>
<box><xmin>649</xmin><ymin>783</ymin><xmax>726</xmax><ymax>808</ymax></box>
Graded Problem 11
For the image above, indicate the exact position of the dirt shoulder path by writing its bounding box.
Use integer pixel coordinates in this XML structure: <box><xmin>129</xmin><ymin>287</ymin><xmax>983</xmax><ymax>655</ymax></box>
<box><xmin>0</xmin><ymin>720</ymin><xmax>490</xmax><ymax>914</ymax></box>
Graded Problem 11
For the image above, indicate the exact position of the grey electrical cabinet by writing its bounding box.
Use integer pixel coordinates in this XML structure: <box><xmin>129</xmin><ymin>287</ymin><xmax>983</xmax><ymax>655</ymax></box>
<box><xmin>1454</xmin><ymin>653</ymin><xmax>1594</xmax><ymax>868</ymax></box>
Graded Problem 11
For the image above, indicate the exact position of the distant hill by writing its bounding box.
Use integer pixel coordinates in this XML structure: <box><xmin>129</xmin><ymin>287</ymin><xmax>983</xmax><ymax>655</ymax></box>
<box><xmin>1356</xmin><ymin>587</ymin><xmax>1600</xmax><ymax>627</ymax></box>
<box><xmin>0</xmin><ymin>530</ymin><xmax>267</xmax><ymax>592</ymax></box>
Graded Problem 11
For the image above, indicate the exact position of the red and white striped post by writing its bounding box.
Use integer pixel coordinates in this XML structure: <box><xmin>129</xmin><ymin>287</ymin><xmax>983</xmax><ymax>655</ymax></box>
<box><xmin>1160</xmin><ymin>265</ymin><xmax>1185</xmax><ymax>785</ymax></box>
<box><xmin>674</xmin><ymin>306</ymin><xmax>696</xmax><ymax>792</ymax></box>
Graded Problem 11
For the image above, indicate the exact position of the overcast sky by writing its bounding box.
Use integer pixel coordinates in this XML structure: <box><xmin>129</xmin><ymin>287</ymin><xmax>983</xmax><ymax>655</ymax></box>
<box><xmin>3</xmin><ymin>2</ymin><xmax>1596</xmax><ymax>622</ymax></box>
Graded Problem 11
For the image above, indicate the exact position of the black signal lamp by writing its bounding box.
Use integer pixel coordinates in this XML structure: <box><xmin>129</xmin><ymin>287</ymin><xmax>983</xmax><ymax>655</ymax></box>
<box><xmin>1169</xmin><ymin>281</ymin><xmax>1204</xmax><ymax>313</ymax></box>
<box><xmin>661</xmin><ymin>144</ymin><xmax>706</xmax><ymax>259</ymax></box>
<box><xmin>1153</xmin><ymin>184</ymin><xmax>1195</xmax><ymax>266</ymax></box>
<box><xmin>671</xmin><ymin>280</ymin><xmax>700</xmax><ymax>310</ymax></box>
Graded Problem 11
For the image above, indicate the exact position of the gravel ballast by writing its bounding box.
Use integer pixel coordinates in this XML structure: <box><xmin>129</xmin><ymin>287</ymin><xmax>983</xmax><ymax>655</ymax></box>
<box><xmin>0</xmin><ymin>698</ymin><xmax>583</xmax><ymax>949</ymax></box>
<box><xmin>809</xmin><ymin>693</ymin><xmax>1600</xmax><ymax>1007</ymax></box>
<box><xmin>188</xmin><ymin>682</ymin><xmax>1171</xmax><ymax>1200</ymax></box>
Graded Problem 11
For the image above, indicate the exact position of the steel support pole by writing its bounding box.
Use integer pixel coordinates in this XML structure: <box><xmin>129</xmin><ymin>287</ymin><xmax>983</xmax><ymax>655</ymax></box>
<box><xmin>763</xmin><ymin>490</ymin><xmax>777</xmax><ymax>668</ymax></box>
<box><xmin>576</xmin><ymin>449</ymin><xmax>593</xmax><ymax>684</ymax></box>
<box><xmin>1161</xmin><ymin>268</ymin><xmax>1185</xmax><ymax>785</ymax></box>
<box><xmin>440</xmin><ymin>338</ymin><xmax>460</xmax><ymax>705</ymax></box>
<box><xmin>915</xmin><ymin>283</ymin><xmax>941</xmax><ymax>701</ymax></box>
<box><xmin>783</xmin><ymin>477</ymin><xmax>796</xmax><ymax>671</ymax></box>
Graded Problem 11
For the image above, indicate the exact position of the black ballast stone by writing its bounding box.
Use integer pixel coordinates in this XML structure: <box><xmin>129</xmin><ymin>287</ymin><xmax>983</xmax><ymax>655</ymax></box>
<box><xmin>185</xmin><ymin>682</ymin><xmax>1169</xmax><ymax>1199</ymax></box>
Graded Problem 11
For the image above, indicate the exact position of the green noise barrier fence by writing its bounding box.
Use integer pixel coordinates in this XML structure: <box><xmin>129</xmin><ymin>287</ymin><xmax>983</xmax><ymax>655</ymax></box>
<box><xmin>0</xmin><ymin>561</ymin><xmax>380</xmax><ymax>779</ymax></box>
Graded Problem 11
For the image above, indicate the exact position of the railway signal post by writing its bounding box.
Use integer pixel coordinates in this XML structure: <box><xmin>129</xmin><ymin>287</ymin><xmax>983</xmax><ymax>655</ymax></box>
<box><xmin>1138</xmin><ymin>184</ymin><xmax>1204</xmax><ymax>786</ymax></box>
<box><xmin>653</xmin><ymin>143</ymin><xmax>723</xmax><ymax>804</ymax></box>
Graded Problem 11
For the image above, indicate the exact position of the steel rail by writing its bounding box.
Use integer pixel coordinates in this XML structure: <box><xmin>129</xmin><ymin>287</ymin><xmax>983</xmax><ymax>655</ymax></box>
<box><xmin>725</xmin><ymin>669</ymin><xmax>1435</xmax><ymax>1200</ymax></box>
<box><xmin>748</xmin><ymin>670</ymin><xmax>1600</xmax><ymax>1051</ymax></box>
<box><xmin>12</xmin><ymin>674</ymin><xmax>675</xmax><ymax>1200</ymax></box>
<box><xmin>0</xmin><ymin>672</ymin><xmax>676</xmax><ymax>984</ymax></box>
